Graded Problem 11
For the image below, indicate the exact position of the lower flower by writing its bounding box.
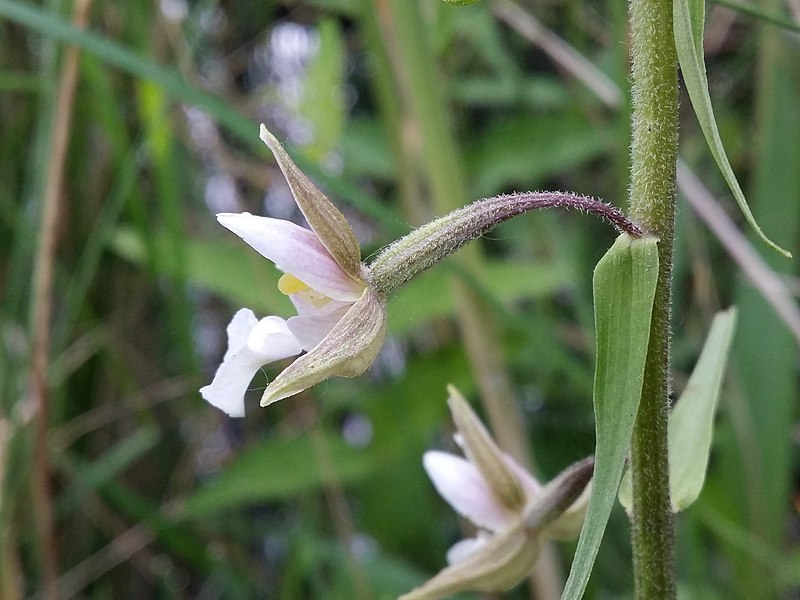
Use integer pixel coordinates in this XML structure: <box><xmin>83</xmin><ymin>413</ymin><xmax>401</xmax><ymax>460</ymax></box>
<box><xmin>399</xmin><ymin>386</ymin><xmax>593</xmax><ymax>600</ymax></box>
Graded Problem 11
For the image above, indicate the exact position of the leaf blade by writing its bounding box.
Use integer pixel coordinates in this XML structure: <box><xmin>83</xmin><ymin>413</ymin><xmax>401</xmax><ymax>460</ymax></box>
<box><xmin>673</xmin><ymin>0</ymin><xmax>791</xmax><ymax>257</ymax></box>
<box><xmin>561</xmin><ymin>234</ymin><xmax>659</xmax><ymax>599</ymax></box>
<box><xmin>619</xmin><ymin>307</ymin><xmax>738</xmax><ymax>512</ymax></box>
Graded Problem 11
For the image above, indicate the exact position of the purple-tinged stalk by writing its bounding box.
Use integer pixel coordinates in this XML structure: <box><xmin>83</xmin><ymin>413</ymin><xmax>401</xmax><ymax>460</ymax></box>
<box><xmin>368</xmin><ymin>192</ymin><xmax>642</xmax><ymax>295</ymax></box>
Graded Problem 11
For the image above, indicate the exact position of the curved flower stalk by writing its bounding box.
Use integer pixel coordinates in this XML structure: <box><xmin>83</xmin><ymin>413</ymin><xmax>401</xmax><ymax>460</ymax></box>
<box><xmin>400</xmin><ymin>386</ymin><xmax>593</xmax><ymax>600</ymax></box>
<box><xmin>200</xmin><ymin>125</ymin><xmax>386</xmax><ymax>416</ymax></box>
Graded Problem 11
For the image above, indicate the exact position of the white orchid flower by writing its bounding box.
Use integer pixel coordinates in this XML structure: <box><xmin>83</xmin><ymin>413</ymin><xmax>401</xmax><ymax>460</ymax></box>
<box><xmin>200</xmin><ymin>125</ymin><xmax>386</xmax><ymax>417</ymax></box>
<box><xmin>400</xmin><ymin>386</ymin><xmax>593</xmax><ymax>600</ymax></box>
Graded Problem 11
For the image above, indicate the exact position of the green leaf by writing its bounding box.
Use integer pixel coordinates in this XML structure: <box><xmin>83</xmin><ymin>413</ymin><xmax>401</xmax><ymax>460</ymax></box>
<box><xmin>561</xmin><ymin>234</ymin><xmax>659</xmax><ymax>600</ymax></box>
<box><xmin>619</xmin><ymin>307</ymin><xmax>738</xmax><ymax>512</ymax></box>
<box><xmin>669</xmin><ymin>307</ymin><xmax>737</xmax><ymax>510</ymax></box>
<box><xmin>673</xmin><ymin>0</ymin><xmax>791</xmax><ymax>257</ymax></box>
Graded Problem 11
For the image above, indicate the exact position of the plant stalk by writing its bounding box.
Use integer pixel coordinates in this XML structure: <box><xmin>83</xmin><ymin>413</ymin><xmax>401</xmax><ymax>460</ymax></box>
<box><xmin>627</xmin><ymin>0</ymin><xmax>679</xmax><ymax>596</ymax></box>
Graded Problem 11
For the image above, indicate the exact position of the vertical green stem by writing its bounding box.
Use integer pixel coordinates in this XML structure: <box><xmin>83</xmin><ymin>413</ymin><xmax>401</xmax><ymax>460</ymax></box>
<box><xmin>627</xmin><ymin>0</ymin><xmax>679</xmax><ymax>597</ymax></box>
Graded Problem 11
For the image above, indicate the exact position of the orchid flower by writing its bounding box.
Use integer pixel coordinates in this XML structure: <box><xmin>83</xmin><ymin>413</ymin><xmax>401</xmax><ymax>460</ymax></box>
<box><xmin>400</xmin><ymin>386</ymin><xmax>593</xmax><ymax>600</ymax></box>
<box><xmin>200</xmin><ymin>125</ymin><xmax>386</xmax><ymax>417</ymax></box>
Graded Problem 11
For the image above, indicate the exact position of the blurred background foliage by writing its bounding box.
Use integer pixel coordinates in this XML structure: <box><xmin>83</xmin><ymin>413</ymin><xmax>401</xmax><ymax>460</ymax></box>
<box><xmin>0</xmin><ymin>0</ymin><xmax>798</xmax><ymax>598</ymax></box>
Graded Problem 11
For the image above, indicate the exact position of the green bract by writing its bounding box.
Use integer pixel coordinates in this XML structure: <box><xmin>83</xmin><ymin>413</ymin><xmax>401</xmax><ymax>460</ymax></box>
<box><xmin>562</xmin><ymin>233</ymin><xmax>659</xmax><ymax>600</ymax></box>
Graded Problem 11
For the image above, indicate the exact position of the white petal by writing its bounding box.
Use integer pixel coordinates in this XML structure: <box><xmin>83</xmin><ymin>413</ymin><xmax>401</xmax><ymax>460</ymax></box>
<box><xmin>423</xmin><ymin>451</ymin><xmax>514</xmax><ymax>532</ymax></box>
<box><xmin>200</xmin><ymin>313</ymin><xmax>302</xmax><ymax>417</ymax></box>
<box><xmin>246</xmin><ymin>315</ymin><xmax>304</xmax><ymax>360</ymax></box>
<box><xmin>217</xmin><ymin>213</ymin><xmax>362</xmax><ymax>301</ymax></box>
<box><xmin>446</xmin><ymin>534</ymin><xmax>490</xmax><ymax>565</ymax></box>
<box><xmin>222</xmin><ymin>308</ymin><xmax>259</xmax><ymax>360</ymax></box>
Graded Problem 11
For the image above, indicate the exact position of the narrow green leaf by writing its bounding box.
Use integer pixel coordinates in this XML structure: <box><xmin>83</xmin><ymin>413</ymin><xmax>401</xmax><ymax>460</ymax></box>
<box><xmin>673</xmin><ymin>0</ymin><xmax>791</xmax><ymax>257</ymax></box>
<box><xmin>561</xmin><ymin>234</ymin><xmax>659</xmax><ymax>599</ymax></box>
<box><xmin>669</xmin><ymin>308</ymin><xmax>737</xmax><ymax>510</ymax></box>
<box><xmin>619</xmin><ymin>307</ymin><xmax>738</xmax><ymax>512</ymax></box>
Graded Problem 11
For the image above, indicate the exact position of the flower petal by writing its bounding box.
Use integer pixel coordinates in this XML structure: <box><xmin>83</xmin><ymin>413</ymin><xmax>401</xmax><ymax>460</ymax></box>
<box><xmin>423</xmin><ymin>451</ymin><xmax>513</xmax><ymax>532</ymax></box>
<box><xmin>260</xmin><ymin>286</ymin><xmax>386</xmax><ymax>406</ymax></box>
<box><xmin>287</xmin><ymin>311</ymin><xmax>346</xmax><ymax>351</ymax></box>
<box><xmin>217</xmin><ymin>212</ymin><xmax>363</xmax><ymax>302</ymax></box>
<box><xmin>259</xmin><ymin>124</ymin><xmax>362</xmax><ymax>278</ymax></box>
<box><xmin>200</xmin><ymin>310</ymin><xmax>302</xmax><ymax>417</ymax></box>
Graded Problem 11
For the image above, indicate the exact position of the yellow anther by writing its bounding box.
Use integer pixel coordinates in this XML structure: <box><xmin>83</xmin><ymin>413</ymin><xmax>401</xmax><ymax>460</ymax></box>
<box><xmin>278</xmin><ymin>273</ymin><xmax>310</xmax><ymax>296</ymax></box>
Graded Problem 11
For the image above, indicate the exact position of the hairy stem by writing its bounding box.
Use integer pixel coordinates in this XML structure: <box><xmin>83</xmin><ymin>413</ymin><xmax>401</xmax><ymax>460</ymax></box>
<box><xmin>627</xmin><ymin>0</ymin><xmax>679</xmax><ymax>595</ymax></box>
<box><xmin>369</xmin><ymin>192</ymin><xmax>641</xmax><ymax>295</ymax></box>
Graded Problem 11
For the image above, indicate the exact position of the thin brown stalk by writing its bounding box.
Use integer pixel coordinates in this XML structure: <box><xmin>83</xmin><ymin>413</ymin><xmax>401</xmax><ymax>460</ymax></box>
<box><xmin>28</xmin><ymin>0</ymin><xmax>93</xmax><ymax>596</ymax></box>
<box><xmin>29</xmin><ymin>525</ymin><xmax>155</xmax><ymax>600</ymax></box>
<box><xmin>303</xmin><ymin>400</ymin><xmax>374</xmax><ymax>600</ymax></box>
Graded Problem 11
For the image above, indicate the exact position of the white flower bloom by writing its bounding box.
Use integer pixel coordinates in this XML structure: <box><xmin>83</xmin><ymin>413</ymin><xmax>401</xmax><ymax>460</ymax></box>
<box><xmin>200</xmin><ymin>126</ymin><xmax>386</xmax><ymax>416</ymax></box>
<box><xmin>400</xmin><ymin>387</ymin><xmax>593</xmax><ymax>600</ymax></box>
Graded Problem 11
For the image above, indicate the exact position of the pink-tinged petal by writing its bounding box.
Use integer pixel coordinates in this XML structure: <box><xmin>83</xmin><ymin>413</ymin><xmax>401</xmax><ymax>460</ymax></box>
<box><xmin>287</xmin><ymin>295</ymin><xmax>351</xmax><ymax>350</ymax></box>
<box><xmin>217</xmin><ymin>213</ymin><xmax>363</xmax><ymax>301</ymax></box>
<box><xmin>289</xmin><ymin>294</ymin><xmax>352</xmax><ymax>318</ymax></box>
<box><xmin>423</xmin><ymin>451</ymin><xmax>514</xmax><ymax>532</ymax></box>
<box><xmin>287</xmin><ymin>311</ymin><xmax>346</xmax><ymax>351</ymax></box>
<box><xmin>200</xmin><ymin>311</ymin><xmax>302</xmax><ymax>417</ymax></box>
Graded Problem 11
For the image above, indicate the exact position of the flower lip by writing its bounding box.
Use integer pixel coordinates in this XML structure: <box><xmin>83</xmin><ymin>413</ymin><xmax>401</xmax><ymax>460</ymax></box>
<box><xmin>199</xmin><ymin>310</ymin><xmax>302</xmax><ymax>417</ymax></box>
<box><xmin>216</xmin><ymin>212</ymin><xmax>364</xmax><ymax>302</ymax></box>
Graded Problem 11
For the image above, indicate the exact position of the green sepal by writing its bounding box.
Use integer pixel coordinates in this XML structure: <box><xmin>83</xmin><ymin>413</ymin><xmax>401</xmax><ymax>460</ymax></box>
<box><xmin>259</xmin><ymin>124</ymin><xmax>364</xmax><ymax>278</ymax></box>
<box><xmin>261</xmin><ymin>285</ymin><xmax>386</xmax><ymax>406</ymax></box>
